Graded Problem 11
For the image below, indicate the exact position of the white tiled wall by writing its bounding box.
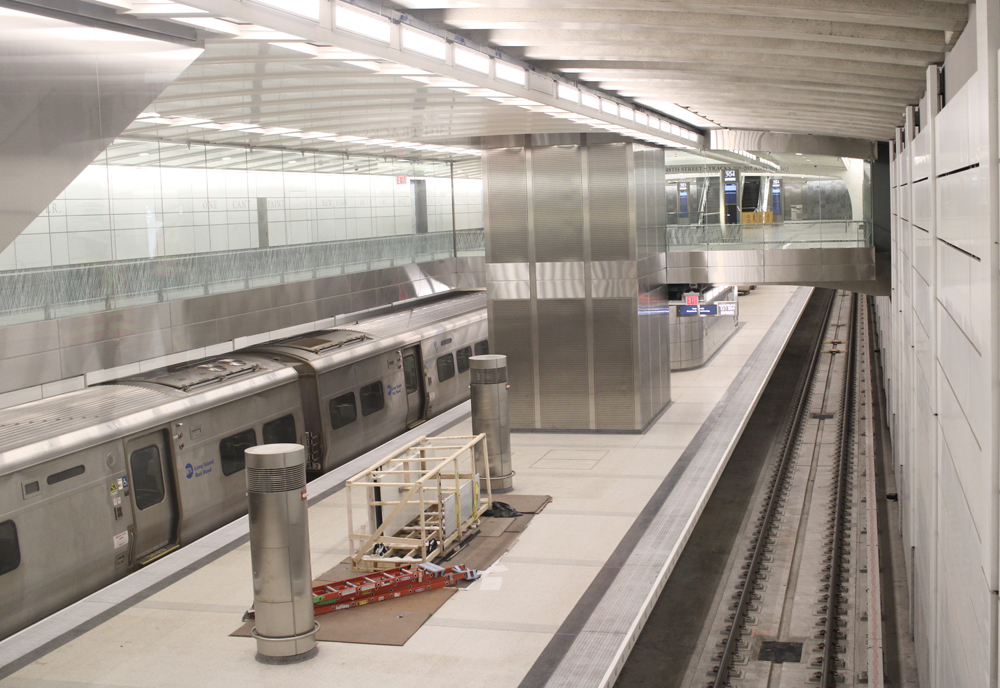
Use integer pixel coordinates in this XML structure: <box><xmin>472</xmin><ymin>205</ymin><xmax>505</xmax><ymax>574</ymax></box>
<box><xmin>0</xmin><ymin>156</ymin><xmax>483</xmax><ymax>270</ymax></box>
<box><xmin>875</xmin><ymin>13</ymin><xmax>999</xmax><ymax>685</ymax></box>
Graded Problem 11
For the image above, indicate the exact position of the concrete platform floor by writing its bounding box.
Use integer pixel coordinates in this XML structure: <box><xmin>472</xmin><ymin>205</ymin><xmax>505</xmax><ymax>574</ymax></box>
<box><xmin>0</xmin><ymin>284</ymin><xmax>808</xmax><ymax>688</ymax></box>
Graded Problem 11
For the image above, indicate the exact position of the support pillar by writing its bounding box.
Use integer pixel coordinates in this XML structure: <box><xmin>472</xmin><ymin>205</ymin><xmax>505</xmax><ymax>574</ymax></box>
<box><xmin>483</xmin><ymin>134</ymin><xmax>670</xmax><ymax>432</ymax></box>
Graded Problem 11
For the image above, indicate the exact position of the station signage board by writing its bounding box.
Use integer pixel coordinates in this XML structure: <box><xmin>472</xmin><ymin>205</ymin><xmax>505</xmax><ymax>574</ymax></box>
<box><xmin>678</xmin><ymin>302</ymin><xmax>738</xmax><ymax>316</ymax></box>
<box><xmin>678</xmin><ymin>304</ymin><xmax>718</xmax><ymax>316</ymax></box>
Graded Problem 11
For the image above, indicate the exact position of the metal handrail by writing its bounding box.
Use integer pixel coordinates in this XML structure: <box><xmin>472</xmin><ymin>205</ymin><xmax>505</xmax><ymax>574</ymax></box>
<box><xmin>0</xmin><ymin>229</ymin><xmax>485</xmax><ymax>325</ymax></box>
<box><xmin>663</xmin><ymin>219</ymin><xmax>872</xmax><ymax>251</ymax></box>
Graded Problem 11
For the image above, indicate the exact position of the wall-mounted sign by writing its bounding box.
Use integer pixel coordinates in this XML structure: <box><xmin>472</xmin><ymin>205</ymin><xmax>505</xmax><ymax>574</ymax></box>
<box><xmin>724</xmin><ymin>169</ymin><xmax>737</xmax><ymax>181</ymax></box>
<box><xmin>678</xmin><ymin>304</ymin><xmax>718</xmax><ymax>316</ymax></box>
<box><xmin>718</xmin><ymin>302</ymin><xmax>737</xmax><ymax>316</ymax></box>
<box><xmin>396</xmin><ymin>175</ymin><xmax>408</xmax><ymax>185</ymax></box>
<box><xmin>685</xmin><ymin>294</ymin><xmax>699</xmax><ymax>305</ymax></box>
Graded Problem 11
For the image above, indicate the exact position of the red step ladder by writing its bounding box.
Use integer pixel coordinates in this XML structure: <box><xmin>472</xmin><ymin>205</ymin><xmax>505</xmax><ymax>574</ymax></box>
<box><xmin>312</xmin><ymin>562</ymin><xmax>479</xmax><ymax>616</ymax></box>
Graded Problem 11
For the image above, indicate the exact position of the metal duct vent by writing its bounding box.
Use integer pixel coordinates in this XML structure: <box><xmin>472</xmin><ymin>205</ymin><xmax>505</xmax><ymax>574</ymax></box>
<box><xmin>247</xmin><ymin>464</ymin><xmax>306</xmax><ymax>493</ymax></box>
<box><xmin>471</xmin><ymin>367</ymin><xmax>508</xmax><ymax>385</ymax></box>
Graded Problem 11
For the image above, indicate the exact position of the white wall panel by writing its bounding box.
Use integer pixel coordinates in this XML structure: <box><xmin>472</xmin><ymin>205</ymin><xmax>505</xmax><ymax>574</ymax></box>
<box><xmin>937</xmin><ymin>168</ymin><xmax>988</xmax><ymax>258</ymax></box>
<box><xmin>935</xmin><ymin>81</ymin><xmax>971</xmax><ymax>174</ymax></box>
<box><xmin>913</xmin><ymin>227</ymin><xmax>933</xmax><ymax>280</ymax></box>
<box><xmin>939</xmin><ymin>364</ymin><xmax>988</xmax><ymax>540</ymax></box>
<box><xmin>937</xmin><ymin>306</ymin><xmax>974</xmax><ymax>425</ymax></box>
<box><xmin>937</xmin><ymin>244</ymin><xmax>973</xmax><ymax>338</ymax></box>
<box><xmin>912</xmin><ymin>129</ymin><xmax>931</xmax><ymax>180</ymax></box>
<box><xmin>939</xmin><ymin>446</ymin><xmax>991</xmax><ymax>688</ymax></box>
<box><xmin>912</xmin><ymin>178</ymin><xmax>933</xmax><ymax>231</ymax></box>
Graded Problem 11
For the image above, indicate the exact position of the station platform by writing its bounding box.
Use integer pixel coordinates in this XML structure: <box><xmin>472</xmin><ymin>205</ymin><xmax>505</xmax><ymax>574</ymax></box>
<box><xmin>0</xmin><ymin>284</ymin><xmax>812</xmax><ymax>688</ymax></box>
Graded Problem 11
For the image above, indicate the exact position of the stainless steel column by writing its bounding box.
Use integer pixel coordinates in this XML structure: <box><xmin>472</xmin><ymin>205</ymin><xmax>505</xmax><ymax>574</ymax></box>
<box><xmin>245</xmin><ymin>443</ymin><xmax>318</xmax><ymax>663</ymax></box>
<box><xmin>470</xmin><ymin>354</ymin><xmax>513</xmax><ymax>492</ymax></box>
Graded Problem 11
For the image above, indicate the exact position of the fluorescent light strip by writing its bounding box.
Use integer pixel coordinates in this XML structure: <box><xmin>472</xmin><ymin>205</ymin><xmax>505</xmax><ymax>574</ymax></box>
<box><xmin>495</xmin><ymin>61</ymin><xmax>525</xmax><ymax>86</ymax></box>
<box><xmin>601</xmin><ymin>100</ymin><xmax>617</xmax><ymax>116</ymax></box>
<box><xmin>581</xmin><ymin>93</ymin><xmax>600</xmax><ymax>110</ymax></box>
<box><xmin>454</xmin><ymin>46</ymin><xmax>489</xmax><ymax>74</ymax></box>
<box><xmin>335</xmin><ymin>4</ymin><xmax>390</xmax><ymax>43</ymax></box>
<box><xmin>557</xmin><ymin>83</ymin><xmax>579</xmax><ymax>103</ymax></box>
<box><xmin>401</xmin><ymin>26</ymin><xmax>446</xmax><ymax>60</ymax></box>
<box><xmin>253</xmin><ymin>0</ymin><xmax>320</xmax><ymax>21</ymax></box>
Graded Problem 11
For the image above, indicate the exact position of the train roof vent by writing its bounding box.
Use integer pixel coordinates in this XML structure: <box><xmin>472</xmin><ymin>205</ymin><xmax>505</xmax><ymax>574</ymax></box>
<box><xmin>148</xmin><ymin>358</ymin><xmax>260</xmax><ymax>391</ymax></box>
<box><xmin>280</xmin><ymin>330</ymin><xmax>368</xmax><ymax>354</ymax></box>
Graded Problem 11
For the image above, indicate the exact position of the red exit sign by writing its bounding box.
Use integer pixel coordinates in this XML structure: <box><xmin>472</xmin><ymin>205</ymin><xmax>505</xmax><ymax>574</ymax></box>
<box><xmin>396</xmin><ymin>175</ymin><xmax>408</xmax><ymax>185</ymax></box>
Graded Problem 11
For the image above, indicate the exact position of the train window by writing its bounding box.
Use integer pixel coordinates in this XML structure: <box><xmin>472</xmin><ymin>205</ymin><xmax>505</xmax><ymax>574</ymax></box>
<box><xmin>47</xmin><ymin>464</ymin><xmax>85</xmax><ymax>485</ymax></box>
<box><xmin>360</xmin><ymin>382</ymin><xmax>384</xmax><ymax>417</ymax></box>
<box><xmin>437</xmin><ymin>354</ymin><xmax>455</xmax><ymax>382</ymax></box>
<box><xmin>475</xmin><ymin>340</ymin><xmax>489</xmax><ymax>356</ymax></box>
<box><xmin>402</xmin><ymin>355</ymin><xmax>419</xmax><ymax>394</ymax></box>
<box><xmin>0</xmin><ymin>521</ymin><xmax>19</xmax><ymax>577</ymax></box>
<box><xmin>22</xmin><ymin>481</ymin><xmax>39</xmax><ymax>499</ymax></box>
<box><xmin>220</xmin><ymin>429</ymin><xmax>256</xmax><ymax>476</ymax></box>
<box><xmin>129</xmin><ymin>446</ymin><xmax>165</xmax><ymax>510</ymax></box>
<box><xmin>330</xmin><ymin>392</ymin><xmax>358</xmax><ymax>429</ymax></box>
<box><xmin>263</xmin><ymin>415</ymin><xmax>296</xmax><ymax>444</ymax></box>
<box><xmin>456</xmin><ymin>346</ymin><xmax>472</xmax><ymax>374</ymax></box>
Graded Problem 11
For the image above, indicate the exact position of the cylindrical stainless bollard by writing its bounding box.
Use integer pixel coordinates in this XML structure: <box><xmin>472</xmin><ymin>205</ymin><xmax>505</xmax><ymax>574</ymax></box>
<box><xmin>245</xmin><ymin>443</ymin><xmax>318</xmax><ymax>663</ymax></box>
<box><xmin>470</xmin><ymin>354</ymin><xmax>513</xmax><ymax>492</ymax></box>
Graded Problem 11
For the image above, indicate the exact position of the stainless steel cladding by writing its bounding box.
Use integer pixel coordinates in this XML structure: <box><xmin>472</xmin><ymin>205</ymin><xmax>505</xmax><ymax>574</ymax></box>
<box><xmin>470</xmin><ymin>355</ymin><xmax>513</xmax><ymax>492</ymax></box>
<box><xmin>246</xmin><ymin>444</ymin><xmax>317</xmax><ymax>662</ymax></box>
<box><xmin>0</xmin><ymin>291</ymin><xmax>488</xmax><ymax>640</ymax></box>
<box><xmin>483</xmin><ymin>135</ymin><xmax>671</xmax><ymax>431</ymax></box>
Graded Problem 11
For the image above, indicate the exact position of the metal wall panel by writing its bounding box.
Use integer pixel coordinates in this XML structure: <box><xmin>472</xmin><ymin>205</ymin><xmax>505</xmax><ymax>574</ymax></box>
<box><xmin>593</xmin><ymin>299</ymin><xmax>636</xmax><ymax>430</ymax></box>
<box><xmin>491</xmin><ymin>299</ymin><xmax>536</xmax><ymax>428</ymax></box>
<box><xmin>537</xmin><ymin>299</ymin><xmax>589</xmax><ymax>429</ymax></box>
<box><xmin>485</xmin><ymin>141</ymin><xmax>670</xmax><ymax>431</ymax></box>
<box><xmin>484</xmin><ymin>148</ymin><xmax>529</xmax><ymax>263</ymax></box>
<box><xmin>532</xmin><ymin>146</ymin><xmax>584</xmax><ymax>262</ymax></box>
<box><xmin>588</xmin><ymin>143</ymin><xmax>631</xmax><ymax>261</ymax></box>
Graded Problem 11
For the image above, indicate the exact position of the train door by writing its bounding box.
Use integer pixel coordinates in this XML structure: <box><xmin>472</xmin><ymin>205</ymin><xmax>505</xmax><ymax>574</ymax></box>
<box><xmin>401</xmin><ymin>346</ymin><xmax>425</xmax><ymax>427</ymax></box>
<box><xmin>124</xmin><ymin>429</ymin><xmax>179</xmax><ymax>565</ymax></box>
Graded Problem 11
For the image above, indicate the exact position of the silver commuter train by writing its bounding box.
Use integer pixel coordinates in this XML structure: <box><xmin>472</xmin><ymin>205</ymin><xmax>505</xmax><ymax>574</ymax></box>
<box><xmin>0</xmin><ymin>291</ymin><xmax>487</xmax><ymax>639</ymax></box>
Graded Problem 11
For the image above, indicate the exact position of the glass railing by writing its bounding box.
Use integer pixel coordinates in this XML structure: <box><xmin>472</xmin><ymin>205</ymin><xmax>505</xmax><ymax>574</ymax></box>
<box><xmin>0</xmin><ymin>228</ymin><xmax>484</xmax><ymax>326</ymax></box>
<box><xmin>663</xmin><ymin>220</ymin><xmax>872</xmax><ymax>251</ymax></box>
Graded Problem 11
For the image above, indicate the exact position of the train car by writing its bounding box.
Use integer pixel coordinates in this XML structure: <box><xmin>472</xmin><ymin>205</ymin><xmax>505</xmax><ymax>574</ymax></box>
<box><xmin>0</xmin><ymin>291</ymin><xmax>488</xmax><ymax>640</ymax></box>
<box><xmin>0</xmin><ymin>355</ymin><xmax>300</xmax><ymax>638</ymax></box>
<box><xmin>251</xmin><ymin>291</ymin><xmax>488</xmax><ymax>472</ymax></box>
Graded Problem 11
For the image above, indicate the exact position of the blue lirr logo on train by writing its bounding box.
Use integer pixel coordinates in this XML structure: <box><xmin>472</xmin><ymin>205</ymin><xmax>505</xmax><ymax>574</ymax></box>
<box><xmin>185</xmin><ymin>463</ymin><xmax>194</xmax><ymax>478</ymax></box>
<box><xmin>387</xmin><ymin>383</ymin><xmax>403</xmax><ymax>397</ymax></box>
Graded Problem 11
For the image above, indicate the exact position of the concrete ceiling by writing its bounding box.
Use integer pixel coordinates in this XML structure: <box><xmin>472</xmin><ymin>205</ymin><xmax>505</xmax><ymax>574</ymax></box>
<box><xmin>390</xmin><ymin>0</ymin><xmax>971</xmax><ymax>140</ymax></box>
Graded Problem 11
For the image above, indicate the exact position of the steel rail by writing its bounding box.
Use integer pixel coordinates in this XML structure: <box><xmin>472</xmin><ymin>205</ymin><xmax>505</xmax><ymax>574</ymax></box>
<box><xmin>819</xmin><ymin>292</ymin><xmax>859</xmax><ymax>687</ymax></box>
<box><xmin>711</xmin><ymin>292</ymin><xmax>836</xmax><ymax>688</ymax></box>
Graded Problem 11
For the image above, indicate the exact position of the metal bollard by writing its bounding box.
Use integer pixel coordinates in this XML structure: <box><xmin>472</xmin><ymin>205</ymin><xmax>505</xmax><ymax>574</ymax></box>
<box><xmin>470</xmin><ymin>354</ymin><xmax>514</xmax><ymax>492</ymax></box>
<box><xmin>245</xmin><ymin>443</ymin><xmax>319</xmax><ymax>663</ymax></box>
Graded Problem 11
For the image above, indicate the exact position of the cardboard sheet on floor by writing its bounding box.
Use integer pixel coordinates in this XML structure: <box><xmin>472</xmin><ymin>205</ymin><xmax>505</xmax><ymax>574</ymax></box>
<box><xmin>500</xmin><ymin>494</ymin><xmax>551</xmax><ymax>514</ymax></box>
<box><xmin>230</xmin><ymin>588</ymin><xmax>456</xmax><ymax>646</ymax></box>
<box><xmin>231</xmin><ymin>495</ymin><xmax>551</xmax><ymax>645</ymax></box>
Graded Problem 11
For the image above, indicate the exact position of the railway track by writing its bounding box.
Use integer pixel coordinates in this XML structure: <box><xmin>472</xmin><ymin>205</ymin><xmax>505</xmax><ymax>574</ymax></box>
<box><xmin>695</xmin><ymin>290</ymin><xmax>871</xmax><ymax>688</ymax></box>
